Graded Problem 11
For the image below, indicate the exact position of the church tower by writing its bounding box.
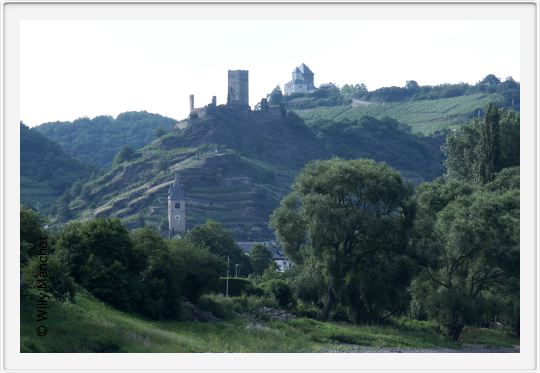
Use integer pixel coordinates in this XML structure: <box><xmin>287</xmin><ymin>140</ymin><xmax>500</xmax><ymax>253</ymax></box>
<box><xmin>168</xmin><ymin>174</ymin><xmax>186</xmax><ymax>236</ymax></box>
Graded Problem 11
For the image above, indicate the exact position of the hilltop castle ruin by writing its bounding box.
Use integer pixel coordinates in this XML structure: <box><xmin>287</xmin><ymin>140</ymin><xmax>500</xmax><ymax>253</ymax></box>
<box><xmin>187</xmin><ymin>69</ymin><xmax>250</xmax><ymax>121</ymax></box>
<box><xmin>227</xmin><ymin>70</ymin><xmax>249</xmax><ymax>107</ymax></box>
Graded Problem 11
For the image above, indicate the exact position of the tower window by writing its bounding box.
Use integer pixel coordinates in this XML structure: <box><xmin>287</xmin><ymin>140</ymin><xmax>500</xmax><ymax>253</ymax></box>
<box><xmin>175</xmin><ymin>202</ymin><xmax>180</xmax><ymax>209</ymax></box>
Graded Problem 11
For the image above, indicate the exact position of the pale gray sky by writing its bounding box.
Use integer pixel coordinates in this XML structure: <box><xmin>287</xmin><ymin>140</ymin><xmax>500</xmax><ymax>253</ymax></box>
<box><xmin>20</xmin><ymin>20</ymin><xmax>520</xmax><ymax>127</ymax></box>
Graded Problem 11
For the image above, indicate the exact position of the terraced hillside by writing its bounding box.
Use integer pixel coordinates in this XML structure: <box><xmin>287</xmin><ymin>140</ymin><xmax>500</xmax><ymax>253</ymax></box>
<box><xmin>294</xmin><ymin>93</ymin><xmax>505</xmax><ymax>135</ymax></box>
<box><xmin>67</xmin><ymin>107</ymin><xmax>445</xmax><ymax>240</ymax></box>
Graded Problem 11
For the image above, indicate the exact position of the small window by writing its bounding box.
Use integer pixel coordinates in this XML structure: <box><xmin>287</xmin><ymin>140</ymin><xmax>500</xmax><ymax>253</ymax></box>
<box><xmin>175</xmin><ymin>202</ymin><xmax>180</xmax><ymax>209</ymax></box>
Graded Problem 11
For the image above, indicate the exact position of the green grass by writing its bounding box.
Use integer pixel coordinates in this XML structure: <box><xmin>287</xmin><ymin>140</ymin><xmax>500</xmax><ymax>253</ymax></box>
<box><xmin>21</xmin><ymin>292</ymin><xmax>517</xmax><ymax>353</ymax></box>
<box><xmin>295</xmin><ymin>93</ymin><xmax>505</xmax><ymax>135</ymax></box>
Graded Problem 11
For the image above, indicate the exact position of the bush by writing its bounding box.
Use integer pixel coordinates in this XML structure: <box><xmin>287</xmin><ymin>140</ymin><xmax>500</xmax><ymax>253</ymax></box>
<box><xmin>197</xmin><ymin>294</ymin><xmax>236</xmax><ymax>319</ymax></box>
<box><xmin>138</xmin><ymin>240</ymin><xmax>223</xmax><ymax>319</ymax></box>
<box><xmin>55</xmin><ymin>219</ymin><xmax>138</xmax><ymax>310</ymax></box>
<box><xmin>20</xmin><ymin>207</ymin><xmax>46</xmax><ymax>265</ymax></box>
<box><xmin>197</xmin><ymin>294</ymin><xmax>277</xmax><ymax>319</ymax></box>
<box><xmin>231</xmin><ymin>294</ymin><xmax>278</xmax><ymax>314</ymax></box>
<box><xmin>23</xmin><ymin>255</ymin><xmax>76</xmax><ymax>302</ymax></box>
<box><xmin>261</xmin><ymin>279</ymin><xmax>295</xmax><ymax>309</ymax></box>
<box><xmin>293</xmin><ymin>303</ymin><xmax>320</xmax><ymax>319</ymax></box>
<box><xmin>216</xmin><ymin>277</ymin><xmax>253</xmax><ymax>296</ymax></box>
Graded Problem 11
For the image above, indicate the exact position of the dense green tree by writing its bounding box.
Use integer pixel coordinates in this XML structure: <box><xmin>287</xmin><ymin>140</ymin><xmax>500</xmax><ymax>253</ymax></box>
<box><xmin>267</xmin><ymin>85</ymin><xmax>283</xmax><ymax>106</ymax></box>
<box><xmin>113</xmin><ymin>145</ymin><xmax>137</xmax><ymax>167</ymax></box>
<box><xmin>168</xmin><ymin>239</ymin><xmax>224</xmax><ymax>302</ymax></box>
<box><xmin>271</xmin><ymin>158</ymin><xmax>415</xmax><ymax>322</ymax></box>
<box><xmin>477</xmin><ymin>103</ymin><xmax>501</xmax><ymax>183</ymax></box>
<box><xmin>499</xmin><ymin>110</ymin><xmax>520</xmax><ymax>169</ymax></box>
<box><xmin>249</xmin><ymin>244</ymin><xmax>274</xmax><ymax>275</ymax></box>
<box><xmin>260</xmin><ymin>98</ymin><xmax>269</xmax><ymax>112</ymax></box>
<box><xmin>23</xmin><ymin>255</ymin><xmax>77</xmax><ymax>302</ymax></box>
<box><xmin>131</xmin><ymin>227</ymin><xmax>168</xmax><ymax>272</ymax></box>
<box><xmin>139</xmin><ymin>239</ymin><xmax>223</xmax><ymax>319</ymax></box>
<box><xmin>405</xmin><ymin>80</ymin><xmax>420</xmax><ymax>92</ymax></box>
<box><xmin>184</xmin><ymin>220</ymin><xmax>252</xmax><ymax>276</ymax></box>
<box><xmin>443</xmin><ymin>105</ymin><xmax>519</xmax><ymax>184</ymax></box>
<box><xmin>20</xmin><ymin>207</ymin><xmax>46</xmax><ymax>265</ymax></box>
<box><xmin>410</xmin><ymin>176</ymin><xmax>519</xmax><ymax>339</ymax></box>
<box><xmin>477</xmin><ymin>74</ymin><xmax>501</xmax><ymax>92</ymax></box>
<box><xmin>155</xmin><ymin>127</ymin><xmax>167</xmax><ymax>138</ymax></box>
<box><xmin>289</xmin><ymin>256</ymin><xmax>326</xmax><ymax>307</ymax></box>
<box><xmin>341</xmin><ymin>83</ymin><xmax>368</xmax><ymax>99</ymax></box>
<box><xmin>56</xmin><ymin>218</ymin><xmax>139</xmax><ymax>310</ymax></box>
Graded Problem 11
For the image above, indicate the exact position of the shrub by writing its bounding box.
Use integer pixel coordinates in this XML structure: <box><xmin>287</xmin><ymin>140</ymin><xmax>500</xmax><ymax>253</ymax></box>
<box><xmin>198</xmin><ymin>294</ymin><xmax>277</xmax><ymax>319</ymax></box>
<box><xmin>55</xmin><ymin>219</ymin><xmax>137</xmax><ymax>310</ymax></box>
<box><xmin>293</xmin><ymin>303</ymin><xmax>320</xmax><ymax>319</ymax></box>
<box><xmin>231</xmin><ymin>294</ymin><xmax>278</xmax><ymax>314</ymax></box>
<box><xmin>23</xmin><ymin>255</ymin><xmax>76</xmax><ymax>302</ymax></box>
<box><xmin>197</xmin><ymin>294</ymin><xmax>236</xmax><ymax>319</ymax></box>
<box><xmin>217</xmin><ymin>277</ymin><xmax>253</xmax><ymax>296</ymax></box>
<box><xmin>138</xmin><ymin>240</ymin><xmax>223</xmax><ymax>319</ymax></box>
<box><xmin>262</xmin><ymin>279</ymin><xmax>295</xmax><ymax>309</ymax></box>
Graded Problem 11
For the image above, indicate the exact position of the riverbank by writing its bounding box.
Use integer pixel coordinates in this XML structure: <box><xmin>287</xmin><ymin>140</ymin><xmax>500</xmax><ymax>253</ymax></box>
<box><xmin>21</xmin><ymin>292</ymin><xmax>518</xmax><ymax>353</ymax></box>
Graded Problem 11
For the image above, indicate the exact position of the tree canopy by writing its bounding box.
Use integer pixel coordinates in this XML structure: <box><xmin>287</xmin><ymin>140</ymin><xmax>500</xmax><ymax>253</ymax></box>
<box><xmin>443</xmin><ymin>104</ymin><xmax>519</xmax><ymax>184</ymax></box>
<box><xmin>271</xmin><ymin>158</ymin><xmax>415</xmax><ymax>322</ymax></box>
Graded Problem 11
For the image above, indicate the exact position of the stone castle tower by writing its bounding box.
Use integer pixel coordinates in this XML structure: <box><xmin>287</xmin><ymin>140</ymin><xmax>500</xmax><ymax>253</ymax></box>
<box><xmin>227</xmin><ymin>70</ymin><xmax>249</xmax><ymax>107</ymax></box>
<box><xmin>168</xmin><ymin>174</ymin><xmax>186</xmax><ymax>236</ymax></box>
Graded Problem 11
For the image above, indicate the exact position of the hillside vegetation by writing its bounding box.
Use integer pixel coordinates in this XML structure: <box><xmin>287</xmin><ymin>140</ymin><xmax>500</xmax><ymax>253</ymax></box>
<box><xmin>294</xmin><ymin>93</ymin><xmax>505</xmax><ymax>135</ymax></box>
<box><xmin>20</xmin><ymin>105</ymin><xmax>519</xmax><ymax>352</ymax></box>
<box><xmin>20</xmin><ymin>124</ymin><xmax>92</xmax><ymax>213</ymax></box>
<box><xmin>63</xmin><ymin>107</ymin><xmax>444</xmax><ymax>239</ymax></box>
<box><xmin>34</xmin><ymin>111</ymin><xmax>177</xmax><ymax>168</ymax></box>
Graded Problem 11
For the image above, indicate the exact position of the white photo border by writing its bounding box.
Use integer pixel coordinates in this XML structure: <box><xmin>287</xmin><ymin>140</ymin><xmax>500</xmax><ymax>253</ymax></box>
<box><xmin>2</xmin><ymin>1</ymin><xmax>537</xmax><ymax>372</ymax></box>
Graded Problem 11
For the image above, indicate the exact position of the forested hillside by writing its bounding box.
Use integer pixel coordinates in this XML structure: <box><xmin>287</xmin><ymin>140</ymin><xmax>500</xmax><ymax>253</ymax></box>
<box><xmin>34</xmin><ymin>111</ymin><xmax>177</xmax><ymax>168</ymax></box>
<box><xmin>61</xmin><ymin>107</ymin><xmax>444</xmax><ymax>239</ymax></box>
<box><xmin>20</xmin><ymin>124</ymin><xmax>92</xmax><ymax>213</ymax></box>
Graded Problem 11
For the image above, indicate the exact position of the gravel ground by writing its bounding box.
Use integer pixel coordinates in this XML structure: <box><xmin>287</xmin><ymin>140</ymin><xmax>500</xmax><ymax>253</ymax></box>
<box><xmin>319</xmin><ymin>344</ymin><xmax>520</xmax><ymax>353</ymax></box>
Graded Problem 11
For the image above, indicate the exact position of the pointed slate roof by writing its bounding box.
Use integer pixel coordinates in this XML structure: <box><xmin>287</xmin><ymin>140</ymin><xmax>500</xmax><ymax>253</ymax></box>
<box><xmin>292</xmin><ymin>67</ymin><xmax>301</xmax><ymax>74</ymax></box>
<box><xmin>298</xmin><ymin>63</ymin><xmax>313</xmax><ymax>75</ymax></box>
<box><xmin>168</xmin><ymin>174</ymin><xmax>186</xmax><ymax>200</ymax></box>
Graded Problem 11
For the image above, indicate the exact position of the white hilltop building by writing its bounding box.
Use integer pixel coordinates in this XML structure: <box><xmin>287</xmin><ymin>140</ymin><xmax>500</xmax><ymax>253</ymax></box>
<box><xmin>284</xmin><ymin>63</ymin><xmax>318</xmax><ymax>95</ymax></box>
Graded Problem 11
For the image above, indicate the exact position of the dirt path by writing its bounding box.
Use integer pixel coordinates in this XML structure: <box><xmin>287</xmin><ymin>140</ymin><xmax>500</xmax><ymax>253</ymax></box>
<box><xmin>320</xmin><ymin>344</ymin><xmax>520</xmax><ymax>353</ymax></box>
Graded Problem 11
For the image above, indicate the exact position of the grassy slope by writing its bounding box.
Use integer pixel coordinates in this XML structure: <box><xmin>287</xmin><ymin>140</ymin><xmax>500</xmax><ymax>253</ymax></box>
<box><xmin>294</xmin><ymin>93</ymin><xmax>505</xmax><ymax>135</ymax></box>
<box><xmin>21</xmin><ymin>292</ymin><xmax>517</xmax><ymax>353</ymax></box>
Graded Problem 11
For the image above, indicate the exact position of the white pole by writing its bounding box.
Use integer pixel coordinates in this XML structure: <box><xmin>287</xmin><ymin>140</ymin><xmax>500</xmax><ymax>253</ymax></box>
<box><xmin>226</xmin><ymin>255</ymin><xmax>229</xmax><ymax>297</ymax></box>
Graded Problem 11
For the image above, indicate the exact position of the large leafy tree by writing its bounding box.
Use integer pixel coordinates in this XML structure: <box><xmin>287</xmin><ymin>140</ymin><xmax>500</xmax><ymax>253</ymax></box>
<box><xmin>410</xmin><ymin>173</ymin><xmax>519</xmax><ymax>339</ymax></box>
<box><xmin>20</xmin><ymin>207</ymin><xmax>46</xmax><ymax>265</ymax></box>
<box><xmin>443</xmin><ymin>104</ymin><xmax>519</xmax><ymax>184</ymax></box>
<box><xmin>271</xmin><ymin>158</ymin><xmax>415</xmax><ymax>322</ymax></box>
<box><xmin>183</xmin><ymin>220</ymin><xmax>252</xmax><ymax>276</ymax></box>
<box><xmin>249</xmin><ymin>244</ymin><xmax>275</xmax><ymax>275</ymax></box>
<box><xmin>267</xmin><ymin>85</ymin><xmax>283</xmax><ymax>106</ymax></box>
<box><xmin>56</xmin><ymin>218</ymin><xmax>140</xmax><ymax>310</ymax></box>
<box><xmin>139</xmin><ymin>239</ymin><xmax>223</xmax><ymax>319</ymax></box>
